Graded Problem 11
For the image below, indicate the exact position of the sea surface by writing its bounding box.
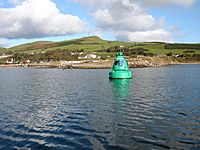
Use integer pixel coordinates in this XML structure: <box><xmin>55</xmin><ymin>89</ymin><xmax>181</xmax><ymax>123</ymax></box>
<box><xmin>0</xmin><ymin>65</ymin><xmax>200</xmax><ymax>150</ymax></box>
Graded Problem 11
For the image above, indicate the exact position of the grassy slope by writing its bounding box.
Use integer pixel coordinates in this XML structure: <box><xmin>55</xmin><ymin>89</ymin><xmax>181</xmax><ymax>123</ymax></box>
<box><xmin>0</xmin><ymin>47</ymin><xmax>8</xmax><ymax>53</ymax></box>
<box><xmin>10</xmin><ymin>41</ymin><xmax>54</xmax><ymax>52</ymax></box>
<box><xmin>136</xmin><ymin>43</ymin><xmax>200</xmax><ymax>54</ymax></box>
<box><xmin>2</xmin><ymin>36</ymin><xmax>200</xmax><ymax>55</ymax></box>
<box><xmin>8</xmin><ymin>36</ymin><xmax>128</xmax><ymax>54</ymax></box>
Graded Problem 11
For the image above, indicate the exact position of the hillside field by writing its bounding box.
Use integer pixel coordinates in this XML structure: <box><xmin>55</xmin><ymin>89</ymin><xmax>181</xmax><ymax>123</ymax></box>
<box><xmin>0</xmin><ymin>36</ymin><xmax>200</xmax><ymax>63</ymax></box>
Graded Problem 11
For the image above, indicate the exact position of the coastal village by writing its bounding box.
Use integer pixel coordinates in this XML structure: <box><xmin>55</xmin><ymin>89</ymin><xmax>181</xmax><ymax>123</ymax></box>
<box><xmin>0</xmin><ymin>36</ymin><xmax>200</xmax><ymax>68</ymax></box>
<box><xmin>0</xmin><ymin>49</ymin><xmax>182</xmax><ymax>68</ymax></box>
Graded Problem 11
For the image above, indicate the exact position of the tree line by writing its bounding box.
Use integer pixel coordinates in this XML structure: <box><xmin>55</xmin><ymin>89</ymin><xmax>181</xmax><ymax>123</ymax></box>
<box><xmin>165</xmin><ymin>44</ymin><xmax>200</xmax><ymax>50</ymax></box>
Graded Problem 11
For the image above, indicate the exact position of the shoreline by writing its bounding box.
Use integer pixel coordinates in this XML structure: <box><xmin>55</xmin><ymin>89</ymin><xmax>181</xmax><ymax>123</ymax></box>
<box><xmin>1</xmin><ymin>63</ymin><xmax>200</xmax><ymax>69</ymax></box>
<box><xmin>0</xmin><ymin>57</ymin><xmax>200</xmax><ymax>69</ymax></box>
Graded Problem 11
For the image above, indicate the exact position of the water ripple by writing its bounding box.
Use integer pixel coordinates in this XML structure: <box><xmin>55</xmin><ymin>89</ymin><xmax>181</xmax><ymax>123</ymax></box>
<box><xmin>0</xmin><ymin>66</ymin><xmax>200</xmax><ymax>149</ymax></box>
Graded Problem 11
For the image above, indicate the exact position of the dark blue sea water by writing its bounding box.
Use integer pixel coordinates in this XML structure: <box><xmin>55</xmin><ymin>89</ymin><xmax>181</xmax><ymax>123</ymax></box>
<box><xmin>0</xmin><ymin>65</ymin><xmax>200</xmax><ymax>150</ymax></box>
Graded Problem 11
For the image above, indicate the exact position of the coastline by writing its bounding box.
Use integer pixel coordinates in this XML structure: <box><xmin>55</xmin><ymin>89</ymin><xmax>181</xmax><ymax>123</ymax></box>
<box><xmin>0</xmin><ymin>56</ymin><xmax>200</xmax><ymax>69</ymax></box>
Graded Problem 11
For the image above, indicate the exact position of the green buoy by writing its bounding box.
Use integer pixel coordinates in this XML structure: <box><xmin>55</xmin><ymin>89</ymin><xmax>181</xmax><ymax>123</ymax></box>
<box><xmin>109</xmin><ymin>52</ymin><xmax>132</xmax><ymax>79</ymax></box>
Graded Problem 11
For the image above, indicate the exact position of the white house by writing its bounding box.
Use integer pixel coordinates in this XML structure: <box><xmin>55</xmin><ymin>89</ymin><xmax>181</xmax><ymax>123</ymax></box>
<box><xmin>78</xmin><ymin>54</ymin><xmax>97</xmax><ymax>59</ymax></box>
<box><xmin>6</xmin><ymin>58</ymin><xmax>14</xmax><ymax>64</ymax></box>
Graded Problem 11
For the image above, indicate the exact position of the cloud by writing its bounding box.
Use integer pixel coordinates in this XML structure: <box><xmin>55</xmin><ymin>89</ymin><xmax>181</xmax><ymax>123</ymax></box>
<box><xmin>74</xmin><ymin>0</ymin><xmax>197</xmax><ymax>42</ymax></box>
<box><xmin>75</xmin><ymin>0</ymin><xmax>196</xmax><ymax>7</ymax></box>
<box><xmin>9</xmin><ymin>0</ymin><xmax>24</xmax><ymax>5</ymax></box>
<box><xmin>0</xmin><ymin>0</ymin><xmax>85</xmax><ymax>39</ymax></box>
<box><xmin>115</xmin><ymin>30</ymin><xmax>172</xmax><ymax>42</ymax></box>
<box><xmin>73</xmin><ymin>0</ymin><xmax>109</xmax><ymax>6</ymax></box>
<box><xmin>94</xmin><ymin>1</ymin><xmax>157</xmax><ymax>32</ymax></box>
<box><xmin>141</xmin><ymin>0</ymin><xmax>196</xmax><ymax>7</ymax></box>
<box><xmin>93</xmin><ymin>0</ymin><xmax>172</xmax><ymax>42</ymax></box>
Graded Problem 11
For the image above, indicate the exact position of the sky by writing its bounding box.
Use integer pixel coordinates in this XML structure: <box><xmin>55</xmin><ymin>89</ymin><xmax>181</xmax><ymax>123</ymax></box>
<box><xmin>0</xmin><ymin>0</ymin><xmax>199</xmax><ymax>47</ymax></box>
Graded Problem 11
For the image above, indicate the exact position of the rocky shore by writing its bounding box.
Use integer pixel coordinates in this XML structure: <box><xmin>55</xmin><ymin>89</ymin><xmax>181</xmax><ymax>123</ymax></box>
<box><xmin>0</xmin><ymin>56</ymin><xmax>199</xmax><ymax>69</ymax></box>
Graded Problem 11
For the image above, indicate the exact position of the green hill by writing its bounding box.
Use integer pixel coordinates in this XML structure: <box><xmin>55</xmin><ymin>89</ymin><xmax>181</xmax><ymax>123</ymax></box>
<box><xmin>0</xmin><ymin>36</ymin><xmax>199</xmax><ymax>55</ymax></box>
<box><xmin>0</xmin><ymin>36</ymin><xmax>200</xmax><ymax>64</ymax></box>
<box><xmin>10</xmin><ymin>41</ymin><xmax>54</xmax><ymax>52</ymax></box>
<box><xmin>0</xmin><ymin>47</ymin><xmax>8</xmax><ymax>54</ymax></box>
<box><xmin>0</xmin><ymin>47</ymin><xmax>7</xmax><ymax>50</ymax></box>
<box><xmin>7</xmin><ymin>36</ymin><xmax>127</xmax><ymax>53</ymax></box>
